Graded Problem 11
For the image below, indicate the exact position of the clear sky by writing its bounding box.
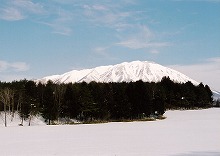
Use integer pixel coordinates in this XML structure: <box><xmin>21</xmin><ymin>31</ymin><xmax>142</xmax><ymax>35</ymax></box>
<box><xmin>0</xmin><ymin>0</ymin><xmax>220</xmax><ymax>91</ymax></box>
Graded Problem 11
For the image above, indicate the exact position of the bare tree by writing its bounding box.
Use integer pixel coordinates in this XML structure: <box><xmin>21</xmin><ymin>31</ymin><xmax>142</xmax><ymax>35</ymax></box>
<box><xmin>17</xmin><ymin>91</ymin><xmax>24</xmax><ymax>125</ymax></box>
<box><xmin>0</xmin><ymin>88</ymin><xmax>14</xmax><ymax>127</ymax></box>
<box><xmin>10</xmin><ymin>90</ymin><xmax>15</xmax><ymax>121</ymax></box>
<box><xmin>28</xmin><ymin>103</ymin><xmax>37</xmax><ymax>126</ymax></box>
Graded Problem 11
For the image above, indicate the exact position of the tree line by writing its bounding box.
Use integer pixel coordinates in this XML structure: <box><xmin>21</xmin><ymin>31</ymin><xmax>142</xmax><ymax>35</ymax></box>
<box><xmin>0</xmin><ymin>77</ymin><xmax>213</xmax><ymax>126</ymax></box>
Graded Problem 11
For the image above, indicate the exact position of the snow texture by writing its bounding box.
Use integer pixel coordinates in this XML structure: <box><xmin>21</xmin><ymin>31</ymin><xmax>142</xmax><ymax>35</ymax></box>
<box><xmin>38</xmin><ymin>60</ymin><xmax>199</xmax><ymax>85</ymax></box>
<box><xmin>0</xmin><ymin>112</ymin><xmax>46</xmax><ymax>127</ymax></box>
<box><xmin>212</xmin><ymin>90</ymin><xmax>220</xmax><ymax>100</ymax></box>
<box><xmin>0</xmin><ymin>108</ymin><xmax>220</xmax><ymax>156</ymax></box>
<box><xmin>38</xmin><ymin>60</ymin><xmax>220</xmax><ymax>100</ymax></box>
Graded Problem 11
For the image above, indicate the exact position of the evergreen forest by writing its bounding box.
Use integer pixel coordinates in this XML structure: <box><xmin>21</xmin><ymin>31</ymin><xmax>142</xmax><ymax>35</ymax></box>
<box><xmin>0</xmin><ymin>77</ymin><xmax>213</xmax><ymax>125</ymax></box>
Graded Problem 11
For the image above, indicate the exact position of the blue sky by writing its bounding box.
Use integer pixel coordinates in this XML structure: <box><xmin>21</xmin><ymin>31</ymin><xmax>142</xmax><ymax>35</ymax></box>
<box><xmin>0</xmin><ymin>0</ymin><xmax>220</xmax><ymax>90</ymax></box>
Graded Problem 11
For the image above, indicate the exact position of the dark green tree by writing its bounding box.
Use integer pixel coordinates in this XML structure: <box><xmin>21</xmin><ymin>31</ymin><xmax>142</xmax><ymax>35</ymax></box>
<box><xmin>41</xmin><ymin>81</ymin><xmax>56</xmax><ymax>125</ymax></box>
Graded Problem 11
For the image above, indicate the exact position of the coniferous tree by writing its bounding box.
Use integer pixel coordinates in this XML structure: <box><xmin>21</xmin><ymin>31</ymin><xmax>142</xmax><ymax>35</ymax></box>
<box><xmin>41</xmin><ymin>81</ymin><xmax>56</xmax><ymax>124</ymax></box>
<box><xmin>78</xmin><ymin>82</ymin><xmax>97</xmax><ymax>121</ymax></box>
<box><xmin>62</xmin><ymin>83</ymin><xmax>80</xmax><ymax>119</ymax></box>
<box><xmin>111</xmin><ymin>82</ymin><xmax>130</xmax><ymax>119</ymax></box>
<box><xmin>205</xmin><ymin>85</ymin><xmax>213</xmax><ymax>104</ymax></box>
<box><xmin>0</xmin><ymin>78</ymin><xmax>214</xmax><ymax>124</ymax></box>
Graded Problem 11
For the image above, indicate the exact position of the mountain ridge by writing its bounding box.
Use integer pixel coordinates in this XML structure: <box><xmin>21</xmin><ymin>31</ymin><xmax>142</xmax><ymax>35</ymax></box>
<box><xmin>38</xmin><ymin>60</ymin><xmax>199</xmax><ymax>85</ymax></box>
<box><xmin>37</xmin><ymin>60</ymin><xmax>220</xmax><ymax>100</ymax></box>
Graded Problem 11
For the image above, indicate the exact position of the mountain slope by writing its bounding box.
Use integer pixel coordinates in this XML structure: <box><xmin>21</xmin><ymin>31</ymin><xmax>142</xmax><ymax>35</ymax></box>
<box><xmin>212</xmin><ymin>90</ymin><xmax>220</xmax><ymax>100</ymax></box>
<box><xmin>38</xmin><ymin>61</ymin><xmax>199</xmax><ymax>85</ymax></box>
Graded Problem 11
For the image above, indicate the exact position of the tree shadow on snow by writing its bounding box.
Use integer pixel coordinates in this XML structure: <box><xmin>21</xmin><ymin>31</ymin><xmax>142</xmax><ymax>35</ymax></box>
<box><xmin>172</xmin><ymin>151</ymin><xmax>220</xmax><ymax>156</ymax></box>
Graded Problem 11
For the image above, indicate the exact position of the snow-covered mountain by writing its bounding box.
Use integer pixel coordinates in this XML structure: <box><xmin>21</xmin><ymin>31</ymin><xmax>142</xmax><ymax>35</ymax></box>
<box><xmin>38</xmin><ymin>60</ymin><xmax>199</xmax><ymax>85</ymax></box>
<box><xmin>212</xmin><ymin>90</ymin><xmax>220</xmax><ymax>100</ymax></box>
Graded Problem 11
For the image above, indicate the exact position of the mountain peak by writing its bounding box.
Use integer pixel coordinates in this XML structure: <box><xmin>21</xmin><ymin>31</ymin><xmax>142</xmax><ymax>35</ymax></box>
<box><xmin>38</xmin><ymin>60</ymin><xmax>199</xmax><ymax>85</ymax></box>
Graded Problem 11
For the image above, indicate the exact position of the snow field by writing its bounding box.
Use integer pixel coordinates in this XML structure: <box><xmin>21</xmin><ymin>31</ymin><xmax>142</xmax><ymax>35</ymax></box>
<box><xmin>0</xmin><ymin>108</ymin><xmax>220</xmax><ymax>156</ymax></box>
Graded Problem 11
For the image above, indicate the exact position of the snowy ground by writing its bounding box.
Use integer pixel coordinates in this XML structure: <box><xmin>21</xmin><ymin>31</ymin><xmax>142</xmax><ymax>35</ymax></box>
<box><xmin>0</xmin><ymin>108</ymin><xmax>220</xmax><ymax>156</ymax></box>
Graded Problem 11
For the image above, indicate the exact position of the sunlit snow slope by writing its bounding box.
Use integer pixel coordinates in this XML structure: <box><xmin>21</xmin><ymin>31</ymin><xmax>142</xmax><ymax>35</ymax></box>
<box><xmin>39</xmin><ymin>61</ymin><xmax>199</xmax><ymax>85</ymax></box>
